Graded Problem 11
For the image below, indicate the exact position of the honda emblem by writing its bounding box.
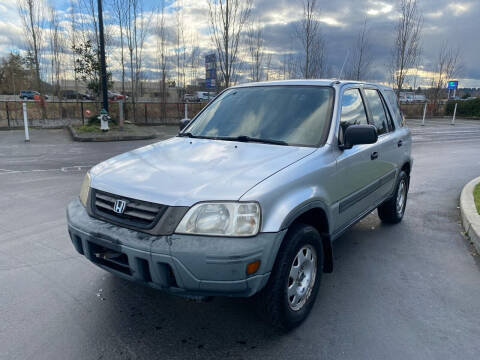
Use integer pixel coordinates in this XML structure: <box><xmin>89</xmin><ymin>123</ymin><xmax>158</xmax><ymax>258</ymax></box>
<box><xmin>113</xmin><ymin>199</ymin><xmax>127</xmax><ymax>214</ymax></box>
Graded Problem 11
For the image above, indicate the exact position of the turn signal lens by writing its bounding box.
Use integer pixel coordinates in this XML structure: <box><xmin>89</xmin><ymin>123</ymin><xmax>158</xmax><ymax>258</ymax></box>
<box><xmin>79</xmin><ymin>172</ymin><xmax>91</xmax><ymax>207</ymax></box>
<box><xmin>246</xmin><ymin>260</ymin><xmax>261</xmax><ymax>275</ymax></box>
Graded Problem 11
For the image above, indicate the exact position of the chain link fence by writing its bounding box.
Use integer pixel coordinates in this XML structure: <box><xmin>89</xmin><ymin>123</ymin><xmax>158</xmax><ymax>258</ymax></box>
<box><xmin>0</xmin><ymin>100</ymin><xmax>206</xmax><ymax>128</ymax></box>
<box><xmin>400</xmin><ymin>103</ymin><xmax>447</xmax><ymax>118</ymax></box>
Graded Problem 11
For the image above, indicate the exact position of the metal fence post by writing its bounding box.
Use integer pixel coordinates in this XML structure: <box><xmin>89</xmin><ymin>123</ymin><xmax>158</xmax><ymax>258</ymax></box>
<box><xmin>451</xmin><ymin>103</ymin><xmax>457</xmax><ymax>125</ymax></box>
<box><xmin>421</xmin><ymin>102</ymin><xmax>427</xmax><ymax>126</ymax></box>
<box><xmin>80</xmin><ymin>102</ymin><xmax>85</xmax><ymax>126</ymax></box>
<box><xmin>119</xmin><ymin>100</ymin><xmax>124</xmax><ymax>129</ymax></box>
<box><xmin>144</xmin><ymin>103</ymin><xmax>148</xmax><ymax>123</ymax></box>
<box><xmin>23</xmin><ymin>102</ymin><xmax>30</xmax><ymax>142</ymax></box>
<box><xmin>6</xmin><ymin>102</ymin><xmax>10</xmax><ymax>128</ymax></box>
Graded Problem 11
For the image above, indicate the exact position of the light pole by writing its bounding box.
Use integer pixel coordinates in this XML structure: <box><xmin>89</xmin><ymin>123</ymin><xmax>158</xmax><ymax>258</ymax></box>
<box><xmin>98</xmin><ymin>0</ymin><xmax>108</xmax><ymax>113</ymax></box>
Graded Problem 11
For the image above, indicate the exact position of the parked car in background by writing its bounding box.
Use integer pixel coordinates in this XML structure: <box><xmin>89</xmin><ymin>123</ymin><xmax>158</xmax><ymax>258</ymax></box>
<box><xmin>196</xmin><ymin>91</ymin><xmax>217</xmax><ymax>102</ymax></box>
<box><xmin>399</xmin><ymin>91</ymin><xmax>426</xmax><ymax>103</ymax></box>
<box><xmin>62</xmin><ymin>90</ymin><xmax>94</xmax><ymax>100</ymax></box>
<box><xmin>19</xmin><ymin>90</ymin><xmax>48</xmax><ymax>100</ymax></box>
<box><xmin>184</xmin><ymin>93</ymin><xmax>198</xmax><ymax>102</ymax></box>
<box><xmin>108</xmin><ymin>91</ymin><xmax>128</xmax><ymax>101</ymax></box>
<box><xmin>67</xmin><ymin>80</ymin><xmax>412</xmax><ymax>330</ymax></box>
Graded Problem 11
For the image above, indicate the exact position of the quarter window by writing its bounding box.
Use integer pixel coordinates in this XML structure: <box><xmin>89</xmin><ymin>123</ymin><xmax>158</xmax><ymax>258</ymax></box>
<box><xmin>384</xmin><ymin>89</ymin><xmax>404</xmax><ymax>127</ymax></box>
<box><xmin>380</xmin><ymin>93</ymin><xmax>395</xmax><ymax>131</ymax></box>
<box><xmin>364</xmin><ymin>89</ymin><xmax>389</xmax><ymax>135</ymax></box>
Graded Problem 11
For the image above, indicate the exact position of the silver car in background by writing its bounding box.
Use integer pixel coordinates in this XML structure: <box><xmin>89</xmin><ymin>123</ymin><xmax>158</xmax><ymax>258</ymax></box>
<box><xmin>67</xmin><ymin>80</ymin><xmax>412</xmax><ymax>330</ymax></box>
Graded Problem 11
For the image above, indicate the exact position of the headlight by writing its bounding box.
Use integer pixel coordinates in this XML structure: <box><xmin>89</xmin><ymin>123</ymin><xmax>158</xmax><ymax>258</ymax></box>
<box><xmin>175</xmin><ymin>202</ymin><xmax>261</xmax><ymax>237</ymax></box>
<box><xmin>79</xmin><ymin>172</ymin><xmax>91</xmax><ymax>207</ymax></box>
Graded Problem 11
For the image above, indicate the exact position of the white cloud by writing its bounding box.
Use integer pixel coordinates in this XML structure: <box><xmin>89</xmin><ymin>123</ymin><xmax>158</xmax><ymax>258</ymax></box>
<box><xmin>448</xmin><ymin>2</ymin><xmax>471</xmax><ymax>16</ymax></box>
<box><xmin>366</xmin><ymin>1</ymin><xmax>394</xmax><ymax>16</ymax></box>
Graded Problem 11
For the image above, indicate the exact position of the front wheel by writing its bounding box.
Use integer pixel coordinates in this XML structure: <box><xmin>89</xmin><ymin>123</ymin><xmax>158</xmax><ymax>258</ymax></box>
<box><xmin>255</xmin><ymin>223</ymin><xmax>323</xmax><ymax>330</ymax></box>
<box><xmin>378</xmin><ymin>170</ymin><xmax>409</xmax><ymax>224</ymax></box>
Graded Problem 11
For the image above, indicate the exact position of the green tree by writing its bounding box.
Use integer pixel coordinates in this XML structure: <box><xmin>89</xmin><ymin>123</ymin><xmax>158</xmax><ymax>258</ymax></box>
<box><xmin>73</xmin><ymin>40</ymin><xmax>112</xmax><ymax>96</ymax></box>
<box><xmin>0</xmin><ymin>52</ymin><xmax>31</xmax><ymax>94</ymax></box>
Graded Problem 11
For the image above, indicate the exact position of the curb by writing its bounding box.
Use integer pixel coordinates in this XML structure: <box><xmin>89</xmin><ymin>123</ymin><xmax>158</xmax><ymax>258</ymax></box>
<box><xmin>460</xmin><ymin>176</ymin><xmax>480</xmax><ymax>254</ymax></box>
<box><xmin>68</xmin><ymin>125</ymin><xmax>156</xmax><ymax>142</ymax></box>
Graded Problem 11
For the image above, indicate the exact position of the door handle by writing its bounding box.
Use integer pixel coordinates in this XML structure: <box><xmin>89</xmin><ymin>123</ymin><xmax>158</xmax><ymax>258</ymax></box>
<box><xmin>397</xmin><ymin>140</ymin><xmax>403</xmax><ymax>147</ymax></box>
<box><xmin>371</xmin><ymin>151</ymin><xmax>378</xmax><ymax>160</ymax></box>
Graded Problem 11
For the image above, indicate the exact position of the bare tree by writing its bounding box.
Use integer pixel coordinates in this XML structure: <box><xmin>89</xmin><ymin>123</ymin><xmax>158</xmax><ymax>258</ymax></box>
<box><xmin>18</xmin><ymin>0</ymin><xmax>45</xmax><ymax>95</ymax></box>
<box><xmin>281</xmin><ymin>51</ymin><xmax>299</xmax><ymax>80</ymax></box>
<box><xmin>125</xmin><ymin>0</ymin><xmax>150</xmax><ymax>120</ymax></box>
<box><xmin>79</xmin><ymin>0</ymin><xmax>100</xmax><ymax>50</ymax></box>
<box><xmin>264</xmin><ymin>53</ymin><xmax>272</xmax><ymax>81</ymax></box>
<box><xmin>155</xmin><ymin>0</ymin><xmax>169</xmax><ymax>120</ymax></box>
<box><xmin>296</xmin><ymin>0</ymin><xmax>325</xmax><ymax>79</ymax></box>
<box><xmin>112</xmin><ymin>0</ymin><xmax>128</xmax><ymax>95</ymax></box>
<box><xmin>246</xmin><ymin>21</ymin><xmax>265</xmax><ymax>82</ymax></box>
<box><xmin>175</xmin><ymin>2</ymin><xmax>187</xmax><ymax>90</ymax></box>
<box><xmin>429</xmin><ymin>43</ymin><xmax>461</xmax><ymax>114</ymax></box>
<box><xmin>69</xmin><ymin>0</ymin><xmax>79</xmax><ymax>100</ymax></box>
<box><xmin>188</xmin><ymin>35</ymin><xmax>201</xmax><ymax>87</ymax></box>
<box><xmin>207</xmin><ymin>0</ymin><xmax>252</xmax><ymax>88</ymax></box>
<box><xmin>49</xmin><ymin>5</ymin><xmax>65</xmax><ymax>98</ymax></box>
<box><xmin>390</xmin><ymin>0</ymin><xmax>423</xmax><ymax>94</ymax></box>
<box><xmin>347</xmin><ymin>17</ymin><xmax>371</xmax><ymax>80</ymax></box>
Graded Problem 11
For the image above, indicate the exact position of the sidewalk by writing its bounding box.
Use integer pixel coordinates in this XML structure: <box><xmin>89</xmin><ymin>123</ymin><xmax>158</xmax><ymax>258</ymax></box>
<box><xmin>460</xmin><ymin>176</ymin><xmax>480</xmax><ymax>254</ymax></box>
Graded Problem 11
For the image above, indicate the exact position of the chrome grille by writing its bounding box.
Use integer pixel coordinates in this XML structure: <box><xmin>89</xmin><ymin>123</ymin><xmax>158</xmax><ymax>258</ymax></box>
<box><xmin>92</xmin><ymin>189</ymin><xmax>167</xmax><ymax>229</ymax></box>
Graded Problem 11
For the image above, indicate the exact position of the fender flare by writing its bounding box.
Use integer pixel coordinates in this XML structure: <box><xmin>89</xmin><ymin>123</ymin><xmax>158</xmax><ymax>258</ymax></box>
<box><xmin>280</xmin><ymin>200</ymin><xmax>333</xmax><ymax>273</ymax></box>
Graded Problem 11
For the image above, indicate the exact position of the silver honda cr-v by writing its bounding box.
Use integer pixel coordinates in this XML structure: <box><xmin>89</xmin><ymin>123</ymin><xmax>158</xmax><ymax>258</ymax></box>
<box><xmin>67</xmin><ymin>80</ymin><xmax>412</xmax><ymax>329</ymax></box>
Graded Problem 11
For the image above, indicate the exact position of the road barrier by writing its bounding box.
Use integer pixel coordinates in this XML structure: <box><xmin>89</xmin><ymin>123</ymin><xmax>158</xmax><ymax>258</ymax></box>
<box><xmin>22</xmin><ymin>102</ymin><xmax>30</xmax><ymax>142</ymax></box>
<box><xmin>421</xmin><ymin>103</ymin><xmax>427</xmax><ymax>126</ymax></box>
<box><xmin>451</xmin><ymin>103</ymin><xmax>458</xmax><ymax>126</ymax></box>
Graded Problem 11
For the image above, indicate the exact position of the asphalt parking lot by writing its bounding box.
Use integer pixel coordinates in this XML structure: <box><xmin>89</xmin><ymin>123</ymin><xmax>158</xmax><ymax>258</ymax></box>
<box><xmin>1</xmin><ymin>119</ymin><xmax>480</xmax><ymax>360</ymax></box>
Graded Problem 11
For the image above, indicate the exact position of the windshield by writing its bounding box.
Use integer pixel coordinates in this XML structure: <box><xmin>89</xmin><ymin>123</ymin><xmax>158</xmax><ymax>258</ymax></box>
<box><xmin>184</xmin><ymin>86</ymin><xmax>334</xmax><ymax>147</ymax></box>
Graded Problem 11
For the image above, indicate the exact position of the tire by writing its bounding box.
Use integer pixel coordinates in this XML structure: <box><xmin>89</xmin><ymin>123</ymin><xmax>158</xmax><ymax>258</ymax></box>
<box><xmin>378</xmin><ymin>170</ymin><xmax>409</xmax><ymax>224</ymax></box>
<box><xmin>255</xmin><ymin>223</ymin><xmax>323</xmax><ymax>330</ymax></box>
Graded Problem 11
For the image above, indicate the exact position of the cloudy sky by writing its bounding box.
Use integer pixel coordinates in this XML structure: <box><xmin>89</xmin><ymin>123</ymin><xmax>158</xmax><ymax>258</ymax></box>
<box><xmin>1</xmin><ymin>0</ymin><xmax>479</xmax><ymax>88</ymax></box>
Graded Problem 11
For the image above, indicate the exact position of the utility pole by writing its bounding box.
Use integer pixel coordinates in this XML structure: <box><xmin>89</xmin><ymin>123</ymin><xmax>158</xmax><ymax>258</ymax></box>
<box><xmin>98</xmin><ymin>0</ymin><xmax>109</xmax><ymax>113</ymax></box>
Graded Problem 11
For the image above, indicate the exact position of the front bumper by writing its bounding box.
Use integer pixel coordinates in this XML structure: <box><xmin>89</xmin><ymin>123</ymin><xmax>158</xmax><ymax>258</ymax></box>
<box><xmin>67</xmin><ymin>199</ymin><xmax>286</xmax><ymax>297</ymax></box>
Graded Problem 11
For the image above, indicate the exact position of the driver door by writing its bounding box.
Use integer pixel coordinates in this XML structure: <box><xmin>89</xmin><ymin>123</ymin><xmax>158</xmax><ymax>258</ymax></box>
<box><xmin>333</xmin><ymin>87</ymin><xmax>382</xmax><ymax>232</ymax></box>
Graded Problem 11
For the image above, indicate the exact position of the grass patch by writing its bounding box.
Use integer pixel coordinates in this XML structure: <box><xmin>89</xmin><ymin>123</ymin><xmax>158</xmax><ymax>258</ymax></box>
<box><xmin>73</xmin><ymin>123</ymin><xmax>133</xmax><ymax>133</ymax></box>
<box><xmin>74</xmin><ymin>124</ymin><xmax>104</xmax><ymax>133</ymax></box>
<box><xmin>474</xmin><ymin>183</ymin><xmax>480</xmax><ymax>215</ymax></box>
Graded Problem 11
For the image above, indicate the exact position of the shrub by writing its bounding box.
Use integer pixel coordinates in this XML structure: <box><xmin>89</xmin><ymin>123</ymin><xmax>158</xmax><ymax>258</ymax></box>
<box><xmin>445</xmin><ymin>98</ymin><xmax>480</xmax><ymax>117</ymax></box>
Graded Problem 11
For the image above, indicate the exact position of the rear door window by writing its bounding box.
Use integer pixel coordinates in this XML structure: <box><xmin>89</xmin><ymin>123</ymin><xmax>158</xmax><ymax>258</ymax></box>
<box><xmin>364</xmin><ymin>89</ymin><xmax>389</xmax><ymax>135</ymax></box>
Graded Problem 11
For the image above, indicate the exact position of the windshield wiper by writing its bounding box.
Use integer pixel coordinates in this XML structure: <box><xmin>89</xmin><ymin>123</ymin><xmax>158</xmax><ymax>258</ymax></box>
<box><xmin>179</xmin><ymin>133</ymin><xmax>288</xmax><ymax>145</ymax></box>
<box><xmin>177</xmin><ymin>132</ymin><xmax>196</xmax><ymax>138</ymax></box>
<box><xmin>226</xmin><ymin>135</ymin><xmax>288</xmax><ymax>146</ymax></box>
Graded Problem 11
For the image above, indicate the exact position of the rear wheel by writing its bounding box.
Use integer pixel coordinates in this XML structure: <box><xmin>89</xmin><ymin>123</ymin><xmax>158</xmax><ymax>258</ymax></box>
<box><xmin>378</xmin><ymin>170</ymin><xmax>409</xmax><ymax>223</ymax></box>
<box><xmin>255</xmin><ymin>223</ymin><xmax>323</xmax><ymax>330</ymax></box>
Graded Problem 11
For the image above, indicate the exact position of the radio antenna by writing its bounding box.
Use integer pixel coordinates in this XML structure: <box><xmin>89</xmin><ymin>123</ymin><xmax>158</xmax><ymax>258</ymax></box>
<box><xmin>338</xmin><ymin>50</ymin><xmax>350</xmax><ymax>79</ymax></box>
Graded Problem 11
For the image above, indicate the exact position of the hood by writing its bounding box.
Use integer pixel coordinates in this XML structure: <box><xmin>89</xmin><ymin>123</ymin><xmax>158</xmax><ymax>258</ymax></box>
<box><xmin>90</xmin><ymin>137</ymin><xmax>315</xmax><ymax>206</ymax></box>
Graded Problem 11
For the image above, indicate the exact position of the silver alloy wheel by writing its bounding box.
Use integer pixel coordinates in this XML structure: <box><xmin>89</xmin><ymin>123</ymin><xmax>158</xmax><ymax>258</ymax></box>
<box><xmin>396</xmin><ymin>179</ymin><xmax>407</xmax><ymax>217</ymax></box>
<box><xmin>287</xmin><ymin>245</ymin><xmax>317</xmax><ymax>311</ymax></box>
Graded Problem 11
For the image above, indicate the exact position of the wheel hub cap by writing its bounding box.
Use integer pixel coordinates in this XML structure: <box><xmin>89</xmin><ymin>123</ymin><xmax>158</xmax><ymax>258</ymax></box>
<box><xmin>287</xmin><ymin>245</ymin><xmax>317</xmax><ymax>311</ymax></box>
<box><xmin>396</xmin><ymin>179</ymin><xmax>407</xmax><ymax>216</ymax></box>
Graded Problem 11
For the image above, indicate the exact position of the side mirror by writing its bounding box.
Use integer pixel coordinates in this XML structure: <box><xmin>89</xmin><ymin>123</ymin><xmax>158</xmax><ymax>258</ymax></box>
<box><xmin>179</xmin><ymin>118</ymin><xmax>191</xmax><ymax>131</ymax></box>
<box><xmin>341</xmin><ymin>124</ymin><xmax>378</xmax><ymax>150</ymax></box>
